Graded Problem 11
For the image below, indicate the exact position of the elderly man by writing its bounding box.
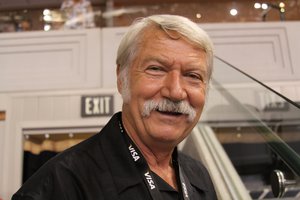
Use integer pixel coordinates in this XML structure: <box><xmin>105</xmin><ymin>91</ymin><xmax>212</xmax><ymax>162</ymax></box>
<box><xmin>12</xmin><ymin>15</ymin><xmax>217</xmax><ymax>200</ymax></box>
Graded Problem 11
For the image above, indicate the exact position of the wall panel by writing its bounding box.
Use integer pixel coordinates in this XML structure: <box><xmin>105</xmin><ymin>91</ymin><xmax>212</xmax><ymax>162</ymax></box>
<box><xmin>0</xmin><ymin>29</ymin><xmax>101</xmax><ymax>92</ymax></box>
<box><xmin>204</xmin><ymin>22</ymin><xmax>296</xmax><ymax>82</ymax></box>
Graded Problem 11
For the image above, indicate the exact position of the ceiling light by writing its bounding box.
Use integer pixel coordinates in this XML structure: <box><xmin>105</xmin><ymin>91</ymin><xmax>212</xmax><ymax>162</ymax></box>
<box><xmin>196</xmin><ymin>13</ymin><xmax>202</xmax><ymax>19</ymax></box>
<box><xmin>43</xmin><ymin>9</ymin><xmax>51</xmax><ymax>16</ymax></box>
<box><xmin>230</xmin><ymin>8</ymin><xmax>238</xmax><ymax>16</ymax></box>
<box><xmin>43</xmin><ymin>15</ymin><xmax>52</xmax><ymax>22</ymax></box>
<box><xmin>44</xmin><ymin>24</ymin><xmax>51</xmax><ymax>31</ymax></box>
<box><xmin>254</xmin><ymin>3</ymin><xmax>261</xmax><ymax>9</ymax></box>
<box><xmin>261</xmin><ymin>3</ymin><xmax>268</xmax><ymax>10</ymax></box>
<box><xmin>279</xmin><ymin>2</ymin><xmax>285</xmax><ymax>8</ymax></box>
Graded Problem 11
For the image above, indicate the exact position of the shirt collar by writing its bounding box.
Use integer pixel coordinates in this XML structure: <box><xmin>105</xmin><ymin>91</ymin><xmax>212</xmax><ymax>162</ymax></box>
<box><xmin>178</xmin><ymin>153</ymin><xmax>209</xmax><ymax>192</ymax></box>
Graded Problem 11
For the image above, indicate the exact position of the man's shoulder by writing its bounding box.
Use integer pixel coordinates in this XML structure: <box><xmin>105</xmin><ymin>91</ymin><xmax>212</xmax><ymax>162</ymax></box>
<box><xmin>178</xmin><ymin>152</ymin><xmax>206</xmax><ymax>171</ymax></box>
<box><xmin>55</xmin><ymin>132</ymin><xmax>102</xmax><ymax>165</ymax></box>
<box><xmin>12</xmin><ymin>113</ymin><xmax>123</xmax><ymax>199</ymax></box>
<box><xmin>177</xmin><ymin>152</ymin><xmax>213</xmax><ymax>188</ymax></box>
<box><xmin>51</xmin><ymin>112</ymin><xmax>122</xmax><ymax>168</ymax></box>
<box><xmin>12</xmin><ymin>121</ymin><xmax>115</xmax><ymax>200</ymax></box>
<box><xmin>178</xmin><ymin>152</ymin><xmax>217</xmax><ymax>199</ymax></box>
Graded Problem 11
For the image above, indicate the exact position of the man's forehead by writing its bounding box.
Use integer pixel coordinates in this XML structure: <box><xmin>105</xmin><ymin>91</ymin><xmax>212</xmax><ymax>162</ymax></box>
<box><xmin>140</xmin><ymin>24</ymin><xmax>204</xmax><ymax>53</ymax></box>
<box><xmin>141</xmin><ymin>24</ymin><xmax>181</xmax><ymax>40</ymax></box>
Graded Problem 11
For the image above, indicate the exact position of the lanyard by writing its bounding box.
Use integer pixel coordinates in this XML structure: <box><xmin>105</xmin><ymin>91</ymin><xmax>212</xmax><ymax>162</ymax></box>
<box><xmin>173</xmin><ymin>150</ymin><xmax>191</xmax><ymax>200</ymax></box>
<box><xmin>118</xmin><ymin>119</ymin><xmax>191</xmax><ymax>200</ymax></box>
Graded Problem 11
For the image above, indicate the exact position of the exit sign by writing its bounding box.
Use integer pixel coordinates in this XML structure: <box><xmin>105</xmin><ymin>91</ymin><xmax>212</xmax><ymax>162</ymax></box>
<box><xmin>81</xmin><ymin>95</ymin><xmax>114</xmax><ymax>117</ymax></box>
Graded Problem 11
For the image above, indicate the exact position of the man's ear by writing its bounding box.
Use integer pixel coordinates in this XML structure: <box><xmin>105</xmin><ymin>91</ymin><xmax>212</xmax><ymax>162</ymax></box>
<box><xmin>116</xmin><ymin>64</ymin><xmax>122</xmax><ymax>94</ymax></box>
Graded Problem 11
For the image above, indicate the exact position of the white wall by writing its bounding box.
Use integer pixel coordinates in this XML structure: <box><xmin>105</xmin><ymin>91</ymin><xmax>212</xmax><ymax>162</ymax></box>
<box><xmin>0</xmin><ymin>29</ymin><xmax>102</xmax><ymax>92</ymax></box>
<box><xmin>204</xmin><ymin>21</ymin><xmax>300</xmax><ymax>102</ymax></box>
<box><xmin>0</xmin><ymin>94</ymin><xmax>9</xmax><ymax>199</ymax></box>
<box><xmin>206</xmin><ymin>22</ymin><xmax>300</xmax><ymax>82</ymax></box>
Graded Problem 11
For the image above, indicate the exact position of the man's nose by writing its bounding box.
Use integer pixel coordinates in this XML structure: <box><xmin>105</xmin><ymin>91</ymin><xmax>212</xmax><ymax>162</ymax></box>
<box><xmin>161</xmin><ymin>71</ymin><xmax>187</xmax><ymax>101</ymax></box>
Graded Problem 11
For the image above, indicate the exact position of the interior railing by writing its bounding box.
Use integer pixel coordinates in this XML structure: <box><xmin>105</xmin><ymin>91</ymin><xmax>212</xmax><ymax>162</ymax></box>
<box><xmin>196</xmin><ymin>56</ymin><xmax>300</xmax><ymax>199</ymax></box>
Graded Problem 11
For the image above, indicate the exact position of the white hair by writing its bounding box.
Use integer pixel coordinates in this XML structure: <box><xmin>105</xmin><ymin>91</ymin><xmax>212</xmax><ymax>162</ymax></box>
<box><xmin>117</xmin><ymin>15</ymin><xmax>214</xmax><ymax>101</ymax></box>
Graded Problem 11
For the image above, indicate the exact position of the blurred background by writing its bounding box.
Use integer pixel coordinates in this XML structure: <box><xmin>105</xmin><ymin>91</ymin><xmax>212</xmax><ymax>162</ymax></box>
<box><xmin>0</xmin><ymin>0</ymin><xmax>299</xmax><ymax>32</ymax></box>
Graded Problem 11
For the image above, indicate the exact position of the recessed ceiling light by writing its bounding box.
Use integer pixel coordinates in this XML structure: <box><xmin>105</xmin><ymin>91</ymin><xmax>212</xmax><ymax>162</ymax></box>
<box><xmin>230</xmin><ymin>8</ymin><xmax>238</xmax><ymax>16</ymax></box>
<box><xmin>254</xmin><ymin>3</ymin><xmax>261</xmax><ymax>9</ymax></box>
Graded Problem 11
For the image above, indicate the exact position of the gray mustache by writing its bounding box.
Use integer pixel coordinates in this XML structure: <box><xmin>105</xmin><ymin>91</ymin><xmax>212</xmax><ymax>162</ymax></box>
<box><xmin>142</xmin><ymin>99</ymin><xmax>196</xmax><ymax>122</ymax></box>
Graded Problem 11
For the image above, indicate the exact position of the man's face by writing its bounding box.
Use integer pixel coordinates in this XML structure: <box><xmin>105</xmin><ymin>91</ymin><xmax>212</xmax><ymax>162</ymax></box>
<box><xmin>118</xmin><ymin>27</ymin><xmax>208</xmax><ymax>149</ymax></box>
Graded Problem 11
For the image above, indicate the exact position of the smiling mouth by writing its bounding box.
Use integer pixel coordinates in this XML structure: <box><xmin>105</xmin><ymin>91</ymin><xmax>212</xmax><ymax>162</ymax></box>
<box><xmin>156</xmin><ymin>110</ymin><xmax>183</xmax><ymax>116</ymax></box>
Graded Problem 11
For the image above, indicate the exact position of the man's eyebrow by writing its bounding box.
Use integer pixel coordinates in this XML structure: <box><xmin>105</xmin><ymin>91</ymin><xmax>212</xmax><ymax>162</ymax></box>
<box><xmin>141</xmin><ymin>55</ymin><xmax>171</xmax><ymax>66</ymax></box>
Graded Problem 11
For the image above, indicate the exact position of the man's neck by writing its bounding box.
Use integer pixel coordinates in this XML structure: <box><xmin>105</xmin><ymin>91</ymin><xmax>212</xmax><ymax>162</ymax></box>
<box><xmin>120</xmin><ymin>112</ymin><xmax>179</xmax><ymax>189</ymax></box>
<box><xmin>125</xmin><ymin>125</ymin><xmax>174</xmax><ymax>168</ymax></box>
<box><xmin>142</xmin><ymin>149</ymin><xmax>178</xmax><ymax>190</ymax></box>
<box><xmin>124</xmin><ymin>127</ymin><xmax>178</xmax><ymax>190</ymax></box>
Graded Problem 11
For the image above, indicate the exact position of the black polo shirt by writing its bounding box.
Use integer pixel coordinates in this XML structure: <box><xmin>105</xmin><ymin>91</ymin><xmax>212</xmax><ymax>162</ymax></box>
<box><xmin>12</xmin><ymin>112</ymin><xmax>217</xmax><ymax>200</ymax></box>
<box><xmin>153</xmin><ymin>172</ymin><xmax>178</xmax><ymax>199</ymax></box>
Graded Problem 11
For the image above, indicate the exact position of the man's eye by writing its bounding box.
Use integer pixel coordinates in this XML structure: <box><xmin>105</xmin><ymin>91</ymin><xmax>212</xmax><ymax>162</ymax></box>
<box><xmin>186</xmin><ymin>73</ymin><xmax>202</xmax><ymax>80</ymax></box>
<box><xmin>145</xmin><ymin>66</ymin><xmax>165</xmax><ymax>75</ymax></box>
<box><xmin>147</xmin><ymin>66</ymin><xmax>163</xmax><ymax>71</ymax></box>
